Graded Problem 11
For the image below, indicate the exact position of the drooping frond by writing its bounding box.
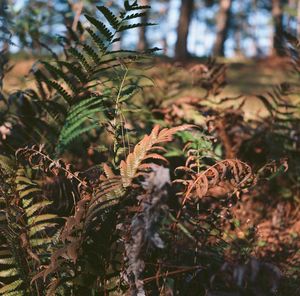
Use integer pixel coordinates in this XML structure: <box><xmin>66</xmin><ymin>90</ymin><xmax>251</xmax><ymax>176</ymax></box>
<box><xmin>55</xmin><ymin>95</ymin><xmax>107</xmax><ymax>155</ymax></box>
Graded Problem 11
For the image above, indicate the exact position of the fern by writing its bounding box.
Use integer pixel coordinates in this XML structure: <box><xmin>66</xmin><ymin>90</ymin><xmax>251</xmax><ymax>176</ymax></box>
<box><xmin>120</xmin><ymin>125</ymin><xmax>193</xmax><ymax>187</ymax></box>
<box><xmin>55</xmin><ymin>95</ymin><xmax>108</xmax><ymax>155</ymax></box>
<box><xmin>0</xmin><ymin>158</ymin><xmax>59</xmax><ymax>295</ymax></box>
<box><xmin>84</xmin><ymin>14</ymin><xmax>114</xmax><ymax>41</ymax></box>
<box><xmin>20</xmin><ymin>2</ymin><xmax>156</xmax><ymax>156</ymax></box>
<box><xmin>175</xmin><ymin>159</ymin><xmax>254</xmax><ymax>205</ymax></box>
<box><xmin>97</xmin><ymin>6</ymin><xmax>121</xmax><ymax>30</ymax></box>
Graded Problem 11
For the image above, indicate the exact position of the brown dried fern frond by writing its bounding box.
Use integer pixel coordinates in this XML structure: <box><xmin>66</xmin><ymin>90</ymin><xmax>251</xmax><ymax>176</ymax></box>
<box><xmin>175</xmin><ymin>159</ymin><xmax>254</xmax><ymax>204</ymax></box>
<box><xmin>120</xmin><ymin>124</ymin><xmax>193</xmax><ymax>187</ymax></box>
<box><xmin>16</xmin><ymin>145</ymin><xmax>87</xmax><ymax>188</ymax></box>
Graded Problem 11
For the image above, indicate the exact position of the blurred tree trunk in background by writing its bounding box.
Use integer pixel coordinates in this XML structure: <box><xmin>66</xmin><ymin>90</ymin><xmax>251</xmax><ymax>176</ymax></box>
<box><xmin>175</xmin><ymin>0</ymin><xmax>194</xmax><ymax>60</ymax></box>
<box><xmin>233</xmin><ymin>1</ymin><xmax>243</xmax><ymax>58</ymax></box>
<box><xmin>213</xmin><ymin>0</ymin><xmax>232</xmax><ymax>57</ymax></box>
<box><xmin>138</xmin><ymin>0</ymin><xmax>149</xmax><ymax>51</ymax></box>
<box><xmin>297</xmin><ymin>0</ymin><xmax>300</xmax><ymax>38</ymax></box>
<box><xmin>272</xmin><ymin>0</ymin><xmax>284</xmax><ymax>56</ymax></box>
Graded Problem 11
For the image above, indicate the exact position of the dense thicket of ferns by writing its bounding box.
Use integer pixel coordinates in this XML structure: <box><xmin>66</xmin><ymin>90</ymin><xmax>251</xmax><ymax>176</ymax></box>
<box><xmin>0</xmin><ymin>1</ymin><xmax>300</xmax><ymax>295</ymax></box>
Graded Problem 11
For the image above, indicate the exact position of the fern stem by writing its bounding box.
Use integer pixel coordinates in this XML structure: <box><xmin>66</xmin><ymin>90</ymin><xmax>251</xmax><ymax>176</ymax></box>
<box><xmin>112</xmin><ymin>66</ymin><xmax>129</xmax><ymax>163</ymax></box>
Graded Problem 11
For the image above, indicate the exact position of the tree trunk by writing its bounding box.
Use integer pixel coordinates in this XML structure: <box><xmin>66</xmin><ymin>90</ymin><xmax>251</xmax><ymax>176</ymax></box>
<box><xmin>137</xmin><ymin>0</ymin><xmax>149</xmax><ymax>51</ymax></box>
<box><xmin>272</xmin><ymin>0</ymin><xmax>284</xmax><ymax>56</ymax></box>
<box><xmin>297</xmin><ymin>0</ymin><xmax>300</xmax><ymax>38</ymax></box>
<box><xmin>175</xmin><ymin>0</ymin><xmax>194</xmax><ymax>61</ymax></box>
<box><xmin>213</xmin><ymin>0</ymin><xmax>232</xmax><ymax>57</ymax></box>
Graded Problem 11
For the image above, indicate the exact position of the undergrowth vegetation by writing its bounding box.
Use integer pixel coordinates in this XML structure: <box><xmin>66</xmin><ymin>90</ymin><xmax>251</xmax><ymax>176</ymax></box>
<box><xmin>0</xmin><ymin>1</ymin><xmax>300</xmax><ymax>295</ymax></box>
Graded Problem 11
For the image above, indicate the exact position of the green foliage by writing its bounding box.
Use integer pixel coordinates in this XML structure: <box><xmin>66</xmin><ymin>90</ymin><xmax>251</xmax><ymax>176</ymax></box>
<box><xmin>2</xmin><ymin>1</ymin><xmax>155</xmax><ymax>158</ymax></box>
<box><xmin>0</xmin><ymin>158</ymin><xmax>58</xmax><ymax>295</ymax></box>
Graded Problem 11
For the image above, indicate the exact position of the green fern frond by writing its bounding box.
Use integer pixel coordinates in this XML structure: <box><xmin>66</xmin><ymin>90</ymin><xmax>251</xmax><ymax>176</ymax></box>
<box><xmin>85</xmin><ymin>28</ymin><xmax>106</xmax><ymax>52</ymax></box>
<box><xmin>58</xmin><ymin>61</ymin><xmax>87</xmax><ymax>84</ymax></box>
<box><xmin>66</xmin><ymin>25</ymin><xmax>80</xmax><ymax>43</ymax></box>
<box><xmin>118</xmin><ymin>22</ymin><xmax>155</xmax><ymax>32</ymax></box>
<box><xmin>0</xmin><ymin>155</ymin><xmax>15</xmax><ymax>174</ymax></box>
<box><xmin>56</xmin><ymin>122</ymin><xmax>100</xmax><ymax>155</ymax></box>
<box><xmin>124</xmin><ymin>0</ymin><xmax>150</xmax><ymax>11</ymax></box>
<box><xmin>33</xmin><ymin>68</ymin><xmax>52</xmax><ymax>93</ymax></box>
<box><xmin>0</xmin><ymin>242</ymin><xmax>25</xmax><ymax>295</ymax></box>
<box><xmin>43</xmin><ymin>79</ymin><xmax>72</xmax><ymax>104</ymax></box>
<box><xmin>0</xmin><ymin>279</ymin><xmax>23</xmax><ymax>294</ymax></box>
<box><xmin>84</xmin><ymin>15</ymin><xmax>114</xmax><ymax>41</ymax></box>
<box><xmin>55</xmin><ymin>96</ymin><xmax>106</xmax><ymax>154</ymax></box>
<box><xmin>29</xmin><ymin>222</ymin><xmax>58</xmax><ymax>237</ymax></box>
<box><xmin>0</xmin><ymin>257</ymin><xmax>15</xmax><ymax>265</ymax></box>
<box><xmin>25</xmin><ymin>201</ymin><xmax>52</xmax><ymax>217</ymax></box>
<box><xmin>96</xmin><ymin>6</ymin><xmax>121</xmax><ymax>30</ymax></box>
<box><xmin>68</xmin><ymin>47</ymin><xmax>92</xmax><ymax>72</ymax></box>
<box><xmin>81</xmin><ymin>43</ymin><xmax>101</xmax><ymax>64</ymax></box>
<box><xmin>124</xmin><ymin>12</ymin><xmax>147</xmax><ymax>21</ymax></box>
<box><xmin>41</xmin><ymin>61</ymin><xmax>77</xmax><ymax>93</ymax></box>
<box><xmin>28</xmin><ymin>214</ymin><xmax>57</xmax><ymax>226</ymax></box>
<box><xmin>0</xmin><ymin>165</ymin><xmax>59</xmax><ymax>295</ymax></box>
<box><xmin>1</xmin><ymin>291</ymin><xmax>24</xmax><ymax>296</ymax></box>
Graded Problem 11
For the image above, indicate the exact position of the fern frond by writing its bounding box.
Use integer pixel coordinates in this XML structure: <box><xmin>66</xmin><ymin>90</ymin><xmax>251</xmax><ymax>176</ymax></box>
<box><xmin>68</xmin><ymin>47</ymin><xmax>91</xmax><ymax>72</ymax></box>
<box><xmin>81</xmin><ymin>44</ymin><xmax>100</xmax><ymax>64</ymax></box>
<box><xmin>25</xmin><ymin>201</ymin><xmax>52</xmax><ymax>217</ymax></box>
<box><xmin>124</xmin><ymin>12</ymin><xmax>147</xmax><ymax>21</ymax></box>
<box><xmin>84</xmin><ymin>15</ymin><xmax>114</xmax><ymax>41</ymax></box>
<box><xmin>85</xmin><ymin>28</ymin><xmax>106</xmax><ymax>52</ymax></box>
<box><xmin>176</xmin><ymin>159</ymin><xmax>254</xmax><ymax>204</ymax></box>
<box><xmin>124</xmin><ymin>0</ymin><xmax>150</xmax><ymax>11</ymax></box>
<box><xmin>43</xmin><ymin>79</ymin><xmax>72</xmax><ymax>104</ymax></box>
<box><xmin>0</xmin><ymin>279</ymin><xmax>23</xmax><ymax>294</ymax></box>
<box><xmin>96</xmin><ymin>6</ymin><xmax>120</xmax><ymax>30</ymax></box>
<box><xmin>55</xmin><ymin>96</ymin><xmax>106</xmax><ymax>154</ymax></box>
<box><xmin>118</xmin><ymin>22</ymin><xmax>155</xmax><ymax>32</ymax></box>
<box><xmin>42</xmin><ymin>61</ymin><xmax>77</xmax><ymax>93</ymax></box>
<box><xmin>85</xmin><ymin>178</ymin><xmax>124</xmax><ymax>227</ymax></box>
<box><xmin>120</xmin><ymin>125</ymin><xmax>193</xmax><ymax>187</ymax></box>
<box><xmin>58</xmin><ymin>61</ymin><xmax>87</xmax><ymax>84</ymax></box>
<box><xmin>0</xmin><ymin>164</ymin><xmax>60</xmax><ymax>295</ymax></box>
<box><xmin>0</xmin><ymin>155</ymin><xmax>15</xmax><ymax>174</ymax></box>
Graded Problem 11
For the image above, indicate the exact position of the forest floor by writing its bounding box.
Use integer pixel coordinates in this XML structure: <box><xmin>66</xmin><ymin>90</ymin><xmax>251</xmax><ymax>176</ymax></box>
<box><xmin>4</xmin><ymin>55</ymin><xmax>294</xmax><ymax>92</ymax></box>
<box><xmin>5</xmin><ymin>55</ymin><xmax>297</xmax><ymax>103</ymax></box>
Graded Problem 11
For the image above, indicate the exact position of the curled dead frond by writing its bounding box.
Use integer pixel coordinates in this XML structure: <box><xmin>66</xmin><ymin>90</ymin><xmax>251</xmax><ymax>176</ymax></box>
<box><xmin>175</xmin><ymin>159</ymin><xmax>254</xmax><ymax>204</ymax></box>
<box><xmin>16</xmin><ymin>145</ymin><xmax>88</xmax><ymax>188</ymax></box>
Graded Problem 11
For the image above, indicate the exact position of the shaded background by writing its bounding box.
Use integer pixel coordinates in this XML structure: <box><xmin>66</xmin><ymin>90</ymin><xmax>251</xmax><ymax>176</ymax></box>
<box><xmin>0</xmin><ymin>0</ymin><xmax>299</xmax><ymax>59</ymax></box>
